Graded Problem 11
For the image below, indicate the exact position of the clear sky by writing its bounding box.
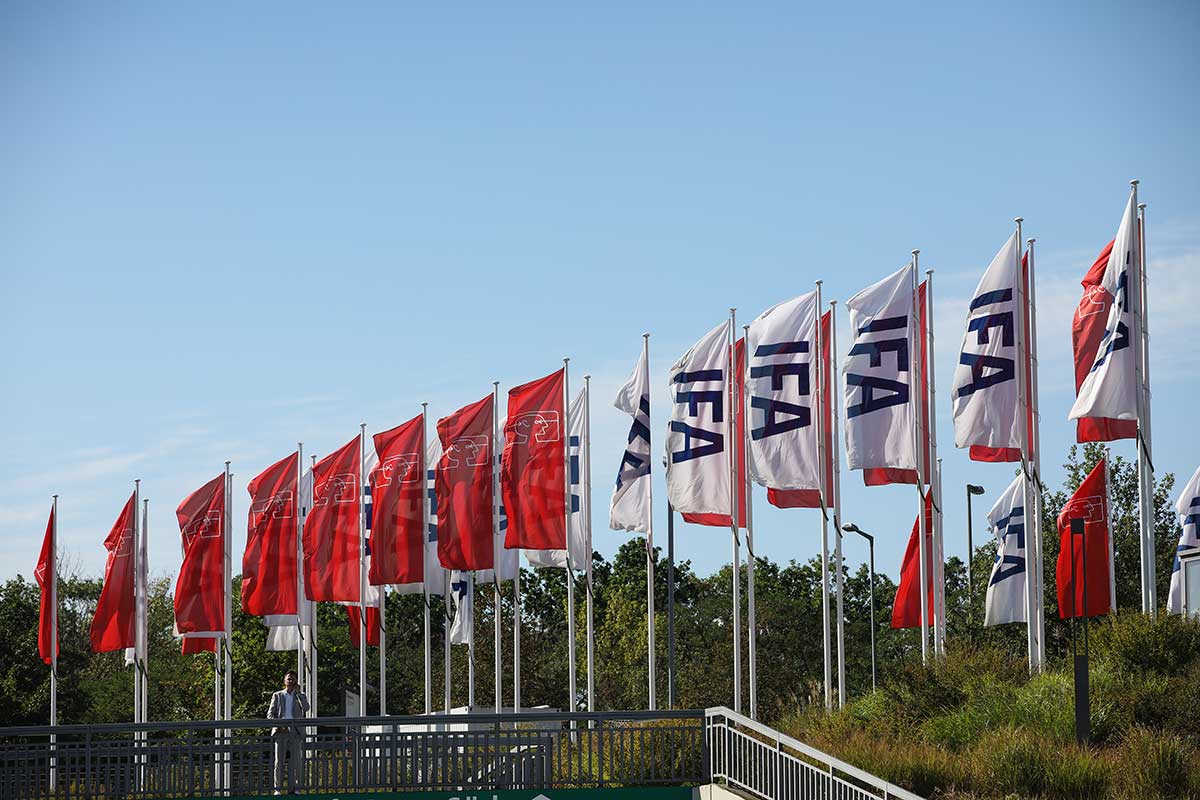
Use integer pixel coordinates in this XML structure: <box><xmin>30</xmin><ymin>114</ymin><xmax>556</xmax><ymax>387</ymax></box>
<box><xmin>2</xmin><ymin>1</ymin><xmax>1198</xmax><ymax>588</ymax></box>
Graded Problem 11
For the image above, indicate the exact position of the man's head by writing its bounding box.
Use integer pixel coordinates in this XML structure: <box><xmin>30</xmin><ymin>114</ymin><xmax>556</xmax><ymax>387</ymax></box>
<box><xmin>283</xmin><ymin>670</ymin><xmax>297</xmax><ymax>692</ymax></box>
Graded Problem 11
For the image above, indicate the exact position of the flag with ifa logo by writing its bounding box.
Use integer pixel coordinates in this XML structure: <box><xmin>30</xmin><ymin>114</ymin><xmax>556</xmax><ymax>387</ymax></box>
<box><xmin>666</xmin><ymin>320</ymin><xmax>732</xmax><ymax>517</ymax></box>
<box><xmin>369</xmin><ymin>415</ymin><xmax>426</xmax><ymax>585</ymax></box>
<box><xmin>436</xmin><ymin>394</ymin><xmax>496</xmax><ymax>571</ymax></box>
<box><xmin>984</xmin><ymin>475</ymin><xmax>1027</xmax><ymax>626</ymax></box>
<box><xmin>243</xmin><ymin>451</ymin><xmax>299</xmax><ymax>616</ymax></box>
<box><xmin>1169</xmin><ymin>466</ymin><xmax>1200</xmax><ymax>614</ymax></box>
<box><xmin>174</xmin><ymin>473</ymin><xmax>226</xmax><ymax>650</ymax></box>
<box><xmin>502</xmin><ymin>368</ymin><xmax>567</xmax><ymax>551</ymax></box>
<box><xmin>90</xmin><ymin>492</ymin><xmax>138</xmax><ymax>652</ymax></box>
<box><xmin>1056</xmin><ymin>459</ymin><xmax>1113</xmax><ymax>619</ymax></box>
<box><xmin>303</xmin><ymin>435</ymin><xmax>362</xmax><ymax>603</ymax></box>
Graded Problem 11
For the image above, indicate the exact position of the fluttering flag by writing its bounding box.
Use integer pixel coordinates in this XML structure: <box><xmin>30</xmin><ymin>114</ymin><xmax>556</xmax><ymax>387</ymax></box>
<box><xmin>610</xmin><ymin>344</ymin><xmax>652</xmax><ymax>533</ymax></box>
<box><xmin>394</xmin><ymin>437</ymin><xmax>447</xmax><ymax>596</ymax></box>
<box><xmin>243</xmin><ymin>452</ymin><xmax>299</xmax><ymax>616</ymax></box>
<box><xmin>370</xmin><ymin>416</ymin><xmax>425</xmax><ymax>585</ymax></box>
<box><xmin>681</xmin><ymin>338</ymin><xmax>746</xmax><ymax>528</ymax></box>
<box><xmin>347</xmin><ymin>603</ymin><xmax>381</xmax><ymax>647</ymax></box>
<box><xmin>891</xmin><ymin>492</ymin><xmax>935</xmax><ymax>629</ymax></box>
<box><xmin>304</xmin><ymin>435</ymin><xmax>362</xmax><ymax>603</ymax></box>
<box><xmin>1168</xmin><ymin>466</ymin><xmax>1200</xmax><ymax>614</ymax></box>
<box><xmin>35</xmin><ymin>506</ymin><xmax>57</xmax><ymax>664</ymax></box>
<box><xmin>90</xmin><ymin>492</ymin><xmax>138</xmax><ymax>652</ymax></box>
<box><xmin>1056</xmin><ymin>459</ymin><xmax>1113</xmax><ymax>618</ymax></box>
<box><xmin>449</xmin><ymin>571</ymin><xmax>473</xmax><ymax>645</ymax></box>
<box><xmin>951</xmin><ymin>232</ymin><xmax>1027</xmax><ymax>460</ymax></box>
<box><xmin>174</xmin><ymin>474</ymin><xmax>226</xmax><ymax>648</ymax></box>
<box><xmin>502</xmin><ymin>369</ymin><xmax>567</xmax><ymax>551</ymax></box>
<box><xmin>1069</xmin><ymin>192</ymin><xmax>1142</xmax><ymax>432</ymax></box>
<box><xmin>843</xmin><ymin>265</ymin><xmax>926</xmax><ymax>485</ymax></box>
<box><xmin>984</xmin><ymin>476</ymin><xmax>1027</xmax><ymax>626</ymax></box>
<box><xmin>262</xmin><ymin>464</ymin><xmax>314</xmax><ymax>650</ymax></box>
<box><xmin>437</xmin><ymin>395</ymin><xmax>496</xmax><ymax>571</ymax></box>
<box><xmin>666</xmin><ymin>320</ymin><xmax>733</xmax><ymax>517</ymax></box>
<box><xmin>528</xmin><ymin>388</ymin><xmax>591</xmax><ymax>569</ymax></box>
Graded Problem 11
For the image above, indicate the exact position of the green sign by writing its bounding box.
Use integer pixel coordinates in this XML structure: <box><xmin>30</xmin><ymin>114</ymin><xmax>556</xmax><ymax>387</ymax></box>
<box><xmin>216</xmin><ymin>790</ymin><xmax>694</xmax><ymax>800</ymax></box>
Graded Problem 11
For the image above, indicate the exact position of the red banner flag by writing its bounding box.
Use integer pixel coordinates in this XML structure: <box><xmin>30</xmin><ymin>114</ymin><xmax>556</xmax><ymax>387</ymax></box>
<box><xmin>683</xmin><ymin>338</ymin><xmax>747</xmax><ymax>528</ymax></box>
<box><xmin>436</xmin><ymin>394</ymin><xmax>495</xmax><ymax>570</ymax></box>
<box><xmin>1056</xmin><ymin>459</ymin><xmax>1113</xmax><ymax>618</ymax></box>
<box><xmin>1072</xmin><ymin>242</ymin><xmax>1137</xmax><ymax>443</ymax></box>
<box><xmin>502</xmin><ymin>369</ymin><xmax>567</xmax><ymax>550</ymax></box>
<box><xmin>347</xmin><ymin>605</ymin><xmax>381</xmax><ymax>647</ymax></box>
<box><xmin>35</xmin><ymin>506</ymin><xmax>57</xmax><ymax>664</ymax></box>
<box><xmin>769</xmin><ymin>311</ymin><xmax>834</xmax><ymax>509</ymax></box>
<box><xmin>865</xmin><ymin>281</ymin><xmax>929</xmax><ymax>486</ymax></box>
<box><xmin>370</xmin><ymin>416</ymin><xmax>426</xmax><ymax>585</ymax></box>
<box><xmin>175</xmin><ymin>474</ymin><xmax>226</xmax><ymax>640</ymax></box>
<box><xmin>90</xmin><ymin>492</ymin><xmax>138</xmax><ymax>652</ymax></box>
<box><xmin>304</xmin><ymin>435</ymin><xmax>362</xmax><ymax>603</ymax></box>
<box><xmin>891</xmin><ymin>491</ymin><xmax>935</xmax><ymax>629</ymax></box>
<box><xmin>182</xmin><ymin>637</ymin><xmax>217</xmax><ymax>654</ymax></box>
<box><xmin>242</xmin><ymin>452</ymin><xmax>299</xmax><ymax>616</ymax></box>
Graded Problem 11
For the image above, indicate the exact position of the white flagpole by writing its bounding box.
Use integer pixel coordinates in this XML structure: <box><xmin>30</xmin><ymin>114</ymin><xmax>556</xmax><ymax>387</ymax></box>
<box><xmin>1105</xmin><ymin>449</ymin><xmax>1117</xmax><ymax>613</ymax></box>
<box><xmin>1013</xmin><ymin>217</ymin><xmax>1038</xmax><ymax>672</ymax></box>
<box><xmin>295</xmin><ymin>445</ymin><xmax>306</xmax><ymax>694</ymax></box>
<box><xmin>814</xmin><ymin>282</ymin><xmax>832</xmax><ymax>709</ymax></box>
<box><xmin>223</xmin><ymin>462</ymin><xmax>232</xmax><ymax>791</ymax></box>
<box><xmin>139</xmin><ymin>494</ymin><xmax>149</xmax><ymax>788</ymax></box>
<box><xmin>741</xmin><ymin>324</ymin><xmax>758</xmax><ymax>720</ymax></box>
<box><xmin>644</xmin><ymin>334</ymin><xmax>656</xmax><ymax>712</ymax></box>
<box><xmin>561</xmin><ymin>359</ymin><xmax>576</xmax><ymax>715</ymax></box>
<box><xmin>728</xmin><ymin>308</ymin><xmax>742</xmax><ymax>715</ymax></box>
<box><xmin>924</xmin><ymin>268</ymin><xmax>946</xmax><ymax>658</ymax></box>
<box><xmin>379</xmin><ymin>585</ymin><xmax>387</xmax><ymax>715</ymax></box>
<box><xmin>132</xmin><ymin>480</ymin><xmax>141</xmax><ymax>728</ymax></box>
<box><xmin>50</xmin><ymin>494</ymin><xmax>58</xmax><ymax>792</ymax></box>
<box><xmin>910</xmin><ymin>252</ymin><xmax>930</xmax><ymax>665</ymax></box>
<box><xmin>467</xmin><ymin>571</ymin><xmax>476</xmax><ymax>709</ymax></box>
<box><xmin>1026</xmin><ymin>236</ymin><xmax>1047</xmax><ymax>666</ymax></box>
<box><xmin>308</xmin><ymin>455</ymin><xmax>318</xmax><ymax>719</ymax></box>
<box><xmin>421</xmin><ymin>403</ymin><xmax>433</xmax><ymax>716</ymax></box>
<box><xmin>1133</xmin><ymin>184</ymin><xmax>1156</xmax><ymax>615</ymax></box>
<box><xmin>358</xmin><ymin>425</ymin><xmax>368</xmax><ymax>717</ymax></box>
<box><xmin>442</xmin><ymin>568</ymin><xmax>451</xmax><ymax>714</ymax></box>
<box><xmin>491</xmin><ymin>382</ymin><xmax>502</xmax><ymax>714</ymax></box>
<box><xmin>829</xmin><ymin>301</ymin><xmax>847</xmax><ymax>707</ymax></box>
<box><xmin>583</xmin><ymin>375</ymin><xmax>596</xmax><ymax>715</ymax></box>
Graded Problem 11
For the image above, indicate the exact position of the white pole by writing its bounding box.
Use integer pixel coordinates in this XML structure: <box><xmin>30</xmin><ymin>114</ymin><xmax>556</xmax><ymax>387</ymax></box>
<box><xmin>379</xmin><ymin>586</ymin><xmax>387</xmax><ymax>715</ymax></box>
<box><xmin>829</xmin><ymin>302</ymin><xmax>847</xmax><ymax>707</ymax></box>
<box><xmin>583</xmin><ymin>375</ymin><xmax>595</xmax><ymax>715</ymax></box>
<box><xmin>491</xmin><ymin>382</ymin><xmax>502</xmax><ymax>714</ymax></box>
<box><xmin>467</xmin><ymin>571</ymin><xmax>476</xmax><ymax>710</ymax></box>
<box><xmin>358</xmin><ymin>426</ymin><xmax>368</xmax><ymax>717</ymax></box>
<box><xmin>305</xmin><ymin>452</ymin><xmax>318</xmax><ymax>719</ymax></box>
<box><xmin>1133</xmin><ymin>186</ymin><xmax>1156</xmax><ymax>615</ymax></box>
<box><xmin>223</xmin><ymin>463</ymin><xmax>232</xmax><ymax>791</ymax></box>
<box><xmin>911</xmin><ymin>253</ymin><xmax>930</xmax><ymax>665</ymax></box>
<box><xmin>1013</xmin><ymin>218</ymin><xmax>1038</xmax><ymax>672</ymax></box>
<box><xmin>295</xmin><ymin>445</ymin><xmax>306</xmax><ymax>693</ymax></box>
<box><xmin>50</xmin><ymin>494</ymin><xmax>58</xmax><ymax>792</ymax></box>
<box><xmin>133</xmin><ymin>480</ymin><xmax>141</xmax><ymax>729</ymax></box>
<box><xmin>421</xmin><ymin>403</ymin><xmax>433</xmax><ymax>716</ymax></box>
<box><xmin>1105</xmin><ymin>449</ymin><xmax>1117</xmax><ymax>613</ymax></box>
<box><xmin>814</xmin><ymin>282</ymin><xmax>832</xmax><ymax>710</ymax></box>
<box><xmin>1026</xmin><ymin>236</ymin><xmax>1048</xmax><ymax>666</ymax></box>
<box><xmin>644</xmin><ymin>334</ymin><xmax>656</xmax><ymax>712</ymax></box>
<box><xmin>727</xmin><ymin>308</ymin><xmax>742</xmax><ymax>715</ymax></box>
<box><xmin>924</xmin><ymin>268</ymin><xmax>946</xmax><ymax>658</ymax></box>
<box><xmin>561</xmin><ymin>359</ymin><xmax>576</xmax><ymax>715</ymax></box>
<box><xmin>139</xmin><ymin>494</ymin><xmax>149</xmax><ymax>788</ymax></box>
<box><xmin>740</xmin><ymin>324</ymin><xmax>758</xmax><ymax>719</ymax></box>
<box><xmin>443</xmin><ymin>571</ymin><xmax>452</xmax><ymax>714</ymax></box>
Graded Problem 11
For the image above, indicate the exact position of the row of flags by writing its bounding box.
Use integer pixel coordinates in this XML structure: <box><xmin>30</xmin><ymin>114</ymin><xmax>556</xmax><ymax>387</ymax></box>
<box><xmin>31</xmin><ymin>183</ymin><xmax>1200</xmax><ymax>727</ymax></box>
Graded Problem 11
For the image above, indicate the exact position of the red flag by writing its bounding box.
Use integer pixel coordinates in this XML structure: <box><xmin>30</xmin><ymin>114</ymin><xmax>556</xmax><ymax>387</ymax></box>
<box><xmin>1056</xmin><ymin>459</ymin><xmax>1112</xmax><ymax>618</ymax></box>
<box><xmin>90</xmin><ymin>492</ymin><xmax>138</xmax><ymax>652</ymax></box>
<box><xmin>182</xmin><ymin>637</ymin><xmax>217</xmax><ymax>654</ymax></box>
<box><xmin>347</xmin><ymin>605</ymin><xmax>381</xmax><ymax>647</ymax></box>
<box><xmin>1072</xmin><ymin>242</ymin><xmax>1137</xmax><ymax>443</ymax></box>
<box><xmin>175</xmin><ymin>474</ymin><xmax>225</xmax><ymax>639</ymax></box>
<box><xmin>769</xmin><ymin>311</ymin><xmax>834</xmax><ymax>509</ymax></box>
<box><xmin>503</xmin><ymin>369</ymin><xmax>567</xmax><ymax>550</ymax></box>
<box><xmin>436</xmin><ymin>394</ymin><xmax>495</xmax><ymax>570</ymax></box>
<box><xmin>864</xmin><ymin>281</ymin><xmax>929</xmax><ymax>486</ymax></box>
<box><xmin>242</xmin><ymin>452</ymin><xmax>299</xmax><ymax>616</ymax></box>
<box><xmin>683</xmin><ymin>338</ymin><xmax>747</xmax><ymax>527</ymax></box>
<box><xmin>304</xmin><ymin>435</ymin><xmax>362</xmax><ymax>603</ymax></box>
<box><xmin>370</xmin><ymin>416</ymin><xmax>426</xmax><ymax>585</ymax></box>
<box><xmin>35</xmin><ymin>506</ymin><xmax>57</xmax><ymax>665</ymax></box>
<box><xmin>891</xmin><ymin>491</ymin><xmax>935</xmax><ymax>629</ymax></box>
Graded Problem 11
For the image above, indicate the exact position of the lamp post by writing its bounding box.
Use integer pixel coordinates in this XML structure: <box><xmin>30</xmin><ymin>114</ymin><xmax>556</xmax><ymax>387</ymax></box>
<box><xmin>966</xmin><ymin>485</ymin><xmax>986</xmax><ymax>609</ymax></box>
<box><xmin>841</xmin><ymin>523</ymin><xmax>876</xmax><ymax>692</ymax></box>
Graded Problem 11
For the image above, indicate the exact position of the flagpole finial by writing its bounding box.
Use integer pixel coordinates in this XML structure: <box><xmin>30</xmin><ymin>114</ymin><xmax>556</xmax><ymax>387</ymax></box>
<box><xmin>1027</xmin><ymin>237</ymin><xmax>1036</xmax><ymax>245</ymax></box>
<box><xmin>422</xmin><ymin>401</ymin><xmax>428</xmax><ymax>408</ymax></box>
<box><xmin>1014</xmin><ymin>217</ymin><xmax>1023</xmax><ymax>225</ymax></box>
<box><xmin>743</xmin><ymin>324</ymin><xmax>749</xmax><ymax>333</ymax></box>
<box><xmin>815</xmin><ymin>279</ymin><xmax>823</xmax><ymax>287</ymax></box>
<box><xmin>830</xmin><ymin>299</ymin><xmax>838</xmax><ymax>307</ymax></box>
<box><xmin>563</xmin><ymin>357</ymin><xmax>569</xmax><ymax>365</ymax></box>
<box><xmin>493</xmin><ymin>381</ymin><xmax>499</xmax><ymax>388</ymax></box>
<box><xmin>584</xmin><ymin>373</ymin><xmax>591</xmax><ymax>380</ymax></box>
<box><xmin>53</xmin><ymin>493</ymin><xmax>58</xmax><ymax>500</ymax></box>
<box><xmin>1130</xmin><ymin>179</ymin><xmax>1139</xmax><ymax>188</ymax></box>
<box><xmin>1138</xmin><ymin>203</ymin><xmax>1147</xmax><ymax>211</ymax></box>
<box><xmin>911</xmin><ymin>249</ymin><xmax>920</xmax><ymax>256</ymax></box>
<box><xmin>643</xmin><ymin>332</ymin><xmax>650</xmax><ymax>340</ymax></box>
<box><xmin>926</xmin><ymin>269</ymin><xmax>934</xmax><ymax>277</ymax></box>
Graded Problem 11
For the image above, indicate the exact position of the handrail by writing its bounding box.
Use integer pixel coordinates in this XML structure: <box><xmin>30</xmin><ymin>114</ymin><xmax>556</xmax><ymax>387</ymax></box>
<box><xmin>705</xmin><ymin>706</ymin><xmax>924</xmax><ymax>800</ymax></box>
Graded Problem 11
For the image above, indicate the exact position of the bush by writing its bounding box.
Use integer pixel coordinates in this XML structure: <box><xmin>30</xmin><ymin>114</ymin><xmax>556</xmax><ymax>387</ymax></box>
<box><xmin>1111</xmin><ymin>726</ymin><xmax>1197</xmax><ymax>800</ymax></box>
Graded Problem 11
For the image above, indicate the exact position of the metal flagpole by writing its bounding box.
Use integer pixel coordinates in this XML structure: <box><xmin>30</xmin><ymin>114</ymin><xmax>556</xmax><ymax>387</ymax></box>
<box><xmin>583</xmin><ymin>375</ymin><xmax>596</xmax><ymax>715</ymax></box>
<box><xmin>814</xmin><ymin>282</ymin><xmax>832</xmax><ymax>709</ymax></box>
<box><xmin>925</xmin><ymin>269</ymin><xmax>946</xmax><ymax>657</ymax></box>
<box><xmin>1026</xmin><ymin>235</ymin><xmax>1047</xmax><ymax>665</ymax></box>
<box><xmin>421</xmin><ymin>403</ymin><xmax>433</xmax><ymax>716</ymax></box>
<box><xmin>666</xmin><ymin>501</ymin><xmax>675</xmax><ymax>711</ymax></box>
<box><xmin>295</xmin><ymin>445</ymin><xmax>306</xmax><ymax>694</ymax></box>
<box><xmin>492</xmin><ymin>382</ymin><xmax>502</xmax><ymax>714</ymax></box>
<box><xmin>910</xmin><ymin>252</ymin><xmax>930</xmax><ymax>665</ymax></box>
<box><xmin>513</xmin><ymin>549</ymin><xmax>522</xmax><ymax>714</ymax></box>
<box><xmin>139</xmin><ymin>495</ymin><xmax>149</xmax><ymax>787</ymax></box>
<box><xmin>1105</xmin><ymin>450</ymin><xmax>1117</xmax><ymax>612</ymax></box>
<box><xmin>467</xmin><ymin>571</ymin><xmax>476</xmax><ymax>709</ymax></box>
<box><xmin>443</xmin><ymin>568</ymin><xmax>452</xmax><ymax>714</ymax></box>
<box><xmin>50</xmin><ymin>494</ymin><xmax>58</xmax><ymax>793</ymax></box>
<box><xmin>728</xmin><ymin>308</ymin><xmax>742</xmax><ymax>715</ymax></box>
<box><xmin>1013</xmin><ymin>218</ymin><xmax>1037</xmax><ymax>672</ymax></box>
<box><xmin>133</xmin><ymin>480</ymin><xmax>141</xmax><ymax>729</ymax></box>
<box><xmin>644</xmin><ymin>334</ymin><xmax>656</xmax><ymax>712</ymax></box>
<box><xmin>742</xmin><ymin>324</ymin><xmax>758</xmax><ymax>720</ymax></box>
<box><xmin>1133</xmin><ymin>186</ymin><xmax>1156</xmax><ymax>616</ymax></box>
<box><xmin>306</xmin><ymin>452</ymin><xmax>318</xmax><ymax>718</ymax></box>
<box><xmin>379</xmin><ymin>586</ymin><xmax>387</xmax><ymax>715</ymax></box>
<box><xmin>358</xmin><ymin>425</ymin><xmax>368</xmax><ymax>717</ymax></box>
<box><xmin>223</xmin><ymin>463</ymin><xmax>232</xmax><ymax>791</ymax></box>
<box><xmin>830</xmin><ymin>301</ymin><xmax>847</xmax><ymax>706</ymax></box>
<box><xmin>562</xmin><ymin>359</ymin><xmax>576</xmax><ymax>714</ymax></box>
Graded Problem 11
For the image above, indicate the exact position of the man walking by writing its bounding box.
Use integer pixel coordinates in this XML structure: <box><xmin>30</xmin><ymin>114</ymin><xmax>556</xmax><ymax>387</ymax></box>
<box><xmin>267</xmin><ymin>670</ymin><xmax>310</xmax><ymax>794</ymax></box>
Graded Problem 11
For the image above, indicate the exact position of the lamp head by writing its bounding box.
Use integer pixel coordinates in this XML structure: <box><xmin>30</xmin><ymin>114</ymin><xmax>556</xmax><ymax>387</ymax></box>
<box><xmin>967</xmin><ymin>484</ymin><xmax>986</xmax><ymax>496</ymax></box>
<box><xmin>842</xmin><ymin>523</ymin><xmax>860</xmax><ymax>534</ymax></box>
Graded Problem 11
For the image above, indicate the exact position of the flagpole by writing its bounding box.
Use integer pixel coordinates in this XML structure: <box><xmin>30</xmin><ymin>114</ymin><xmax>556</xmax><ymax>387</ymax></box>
<box><xmin>740</xmin><ymin>324</ymin><xmax>758</xmax><ymax>720</ymax></box>
<box><xmin>223</xmin><ymin>463</ymin><xmax>232</xmax><ymax>791</ymax></box>
<box><xmin>830</xmin><ymin>301</ymin><xmax>847</xmax><ymax>706</ymax></box>
<box><xmin>1013</xmin><ymin>217</ymin><xmax>1038</xmax><ymax>672</ymax></box>
<box><xmin>132</xmin><ymin>479</ymin><xmax>142</xmax><ymax>729</ymax></box>
<box><xmin>583</xmin><ymin>374</ymin><xmax>596</xmax><ymax>716</ymax></box>
<box><xmin>443</xmin><ymin>569</ymin><xmax>452</xmax><ymax>714</ymax></box>
<box><xmin>513</xmin><ymin>539</ymin><xmax>522</xmax><ymax>714</ymax></box>
<box><xmin>357</xmin><ymin>425</ymin><xmax>369</xmax><ymax>717</ymax></box>
<box><xmin>924</xmin><ymin>268</ymin><xmax>946</xmax><ymax>658</ymax></box>
<box><xmin>295</xmin><ymin>445</ymin><xmax>306</xmax><ymax>696</ymax></box>
<box><xmin>1105</xmin><ymin>450</ymin><xmax>1117</xmax><ymax>612</ymax></box>
<box><xmin>1133</xmin><ymin>184</ymin><xmax>1156</xmax><ymax>616</ymax></box>
<box><xmin>910</xmin><ymin>252</ymin><xmax>930</xmax><ymax>666</ymax></box>
<box><xmin>814</xmin><ymin>282</ymin><xmax>832</xmax><ymax>709</ymax></box>
<box><xmin>492</xmin><ymin>382</ymin><xmax>502</xmax><ymax>714</ymax></box>
<box><xmin>1026</xmin><ymin>236</ymin><xmax>1047</xmax><ymax>666</ymax></box>
<box><xmin>50</xmin><ymin>494</ymin><xmax>58</xmax><ymax>793</ymax></box>
<box><xmin>379</xmin><ymin>586</ymin><xmax>387</xmax><ymax>715</ymax></box>
<box><xmin>644</xmin><ymin>333</ymin><xmax>656</xmax><ymax>712</ymax></box>
<box><xmin>139</xmin><ymin>494</ymin><xmax>149</xmax><ymax>788</ymax></box>
<box><xmin>467</xmin><ymin>571</ymin><xmax>476</xmax><ymax>709</ymax></box>
<box><xmin>421</xmin><ymin>403</ymin><xmax>433</xmax><ymax>716</ymax></box>
<box><xmin>559</xmin><ymin>359</ymin><xmax>575</xmax><ymax>716</ymax></box>
<box><xmin>727</xmin><ymin>308</ymin><xmax>742</xmax><ymax>715</ymax></box>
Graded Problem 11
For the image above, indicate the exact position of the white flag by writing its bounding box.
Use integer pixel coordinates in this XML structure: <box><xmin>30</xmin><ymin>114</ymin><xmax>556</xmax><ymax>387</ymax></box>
<box><xmin>1168</xmin><ymin>465</ymin><xmax>1200</xmax><ymax>614</ymax></box>
<box><xmin>1069</xmin><ymin>192</ymin><xmax>1141</xmax><ymax>422</ymax></box>
<box><xmin>449</xmin><ymin>571</ymin><xmax>473</xmax><ymax>645</ymax></box>
<box><xmin>843</xmin><ymin>264</ymin><xmax>919</xmax><ymax>472</ymax></box>
<box><xmin>610</xmin><ymin>344</ymin><xmax>652</xmax><ymax>533</ymax></box>
<box><xmin>666</xmin><ymin>320</ymin><xmax>732</xmax><ymax>515</ymax></box>
<box><xmin>951</xmin><ymin>232</ymin><xmax>1024</xmax><ymax>452</ymax></box>
<box><xmin>984</xmin><ymin>475</ymin><xmax>1028</xmax><ymax>626</ymax></box>
<box><xmin>395</xmin><ymin>436</ymin><xmax>446</xmax><ymax>596</ymax></box>
<box><xmin>745</xmin><ymin>291</ymin><xmax>821</xmax><ymax>490</ymax></box>
<box><xmin>528</xmin><ymin>388</ymin><xmax>591</xmax><ymax>569</ymax></box>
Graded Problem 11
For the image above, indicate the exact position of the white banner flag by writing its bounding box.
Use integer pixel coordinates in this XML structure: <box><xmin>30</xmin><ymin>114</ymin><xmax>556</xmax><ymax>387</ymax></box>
<box><xmin>951</xmin><ymin>232</ymin><xmax>1024</xmax><ymax>452</ymax></box>
<box><xmin>395</xmin><ymin>436</ymin><xmax>446</xmax><ymax>596</ymax></box>
<box><xmin>528</xmin><ymin>388</ymin><xmax>591</xmax><ymax>569</ymax></box>
<box><xmin>843</xmin><ymin>264</ymin><xmax>918</xmax><ymax>472</ymax></box>
<box><xmin>1069</xmin><ymin>192</ymin><xmax>1141</xmax><ymax>423</ymax></box>
<box><xmin>666</xmin><ymin>320</ymin><xmax>732</xmax><ymax>516</ymax></box>
<box><xmin>449</xmin><ymin>571</ymin><xmax>473</xmax><ymax>645</ymax></box>
<box><xmin>1168</xmin><ymin>465</ymin><xmax>1200</xmax><ymax>614</ymax></box>
<box><xmin>745</xmin><ymin>291</ymin><xmax>821</xmax><ymax>490</ymax></box>
<box><xmin>610</xmin><ymin>344</ymin><xmax>652</xmax><ymax>533</ymax></box>
<box><xmin>984</xmin><ymin>475</ymin><xmax>1028</xmax><ymax>626</ymax></box>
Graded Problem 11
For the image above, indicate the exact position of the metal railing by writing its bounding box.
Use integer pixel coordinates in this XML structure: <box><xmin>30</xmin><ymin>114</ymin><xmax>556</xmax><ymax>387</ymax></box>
<box><xmin>705</xmin><ymin>707</ymin><xmax>924</xmax><ymax>800</ymax></box>
<box><xmin>0</xmin><ymin>709</ymin><xmax>706</xmax><ymax>799</ymax></box>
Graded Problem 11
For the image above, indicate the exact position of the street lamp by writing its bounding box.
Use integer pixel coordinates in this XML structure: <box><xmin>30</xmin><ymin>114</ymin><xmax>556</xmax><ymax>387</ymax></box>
<box><xmin>966</xmin><ymin>485</ymin><xmax>986</xmax><ymax>609</ymax></box>
<box><xmin>841</xmin><ymin>523</ymin><xmax>876</xmax><ymax>692</ymax></box>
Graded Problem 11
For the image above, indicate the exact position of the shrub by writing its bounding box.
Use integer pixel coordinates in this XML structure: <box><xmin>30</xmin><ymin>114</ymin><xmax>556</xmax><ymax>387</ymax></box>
<box><xmin>1090</xmin><ymin>611</ymin><xmax>1200</xmax><ymax>678</ymax></box>
<box><xmin>1111</xmin><ymin>726</ymin><xmax>1198</xmax><ymax>800</ymax></box>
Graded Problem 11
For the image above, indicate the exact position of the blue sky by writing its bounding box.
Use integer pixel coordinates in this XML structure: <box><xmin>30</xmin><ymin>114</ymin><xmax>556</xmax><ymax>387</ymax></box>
<box><xmin>2</xmin><ymin>1</ymin><xmax>1198</xmax><ymax>587</ymax></box>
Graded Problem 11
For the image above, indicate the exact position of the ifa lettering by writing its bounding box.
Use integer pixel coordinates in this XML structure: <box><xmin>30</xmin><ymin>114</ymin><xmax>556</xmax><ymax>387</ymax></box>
<box><xmin>1091</xmin><ymin>267</ymin><xmax>1131</xmax><ymax>374</ymax></box>
<box><xmin>956</xmin><ymin>288</ymin><xmax>1016</xmax><ymax>398</ymax></box>
<box><xmin>670</xmin><ymin>369</ymin><xmax>724</xmax><ymax>463</ymax></box>
<box><xmin>989</xmin><ymin>507</ymin><xmax>1025</xmax><ymax>586</ymax></box>
<box><xmin>510</xmin><ymin>411</ymin><xmax>562</xmax><ymax>445</ymax></box>
<box><xmin>615</xmin><ymin>396</ymin><xmax>650</xmax><ymax>489</ymax></box>
<box><xmin>749</xmin><ymin>340</ymin><xmax>811</xmax><ymax>440</ymax></box>
<box><xmin>846</xmin><ymin>316</ymin><xmax>909</xmax><ymax>419</ymax></box>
